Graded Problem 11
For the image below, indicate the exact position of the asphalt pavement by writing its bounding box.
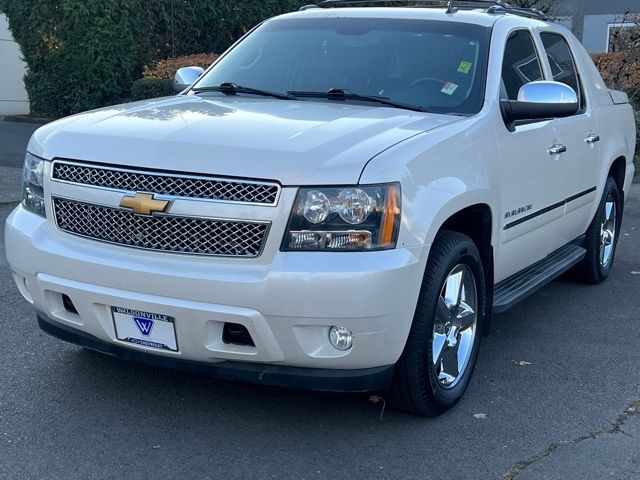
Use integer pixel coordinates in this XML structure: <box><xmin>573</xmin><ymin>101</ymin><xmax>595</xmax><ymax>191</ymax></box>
<box><xmin>0</xmin><ymin>118</ymin><xmax>639</xmax><ymax>479</ymax></box>
<box><xmin>0</xmin><ymin>120</ymin><xmax>38</xmax><ymax>169</ymax></box>
<box><xmin>0</xmin><ymin>120</ymin><xmax>37</xmax><ymax>204</ymax></box>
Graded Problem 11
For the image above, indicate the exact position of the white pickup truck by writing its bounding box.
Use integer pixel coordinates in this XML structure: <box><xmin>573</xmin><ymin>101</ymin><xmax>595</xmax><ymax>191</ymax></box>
<box><xmin>5</xmin><ymin>0</ymin><xmax>636</xmax><ymax>416</ymax></box>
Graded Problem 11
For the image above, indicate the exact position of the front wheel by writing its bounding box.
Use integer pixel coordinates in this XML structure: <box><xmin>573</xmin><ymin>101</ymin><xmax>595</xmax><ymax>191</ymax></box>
<box><xmin>388</xmin><ymin>231</ymin><xmax>486</xmax><ymax>416</ymax></box>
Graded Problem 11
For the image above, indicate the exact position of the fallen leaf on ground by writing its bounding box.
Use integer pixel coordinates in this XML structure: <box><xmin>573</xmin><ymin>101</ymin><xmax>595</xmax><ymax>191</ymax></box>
<box><xmin>369</xmin><ymin>395</ymin><xmax>386</xmax><ymax>422</ymax></box>
<box><xmin>473</xmin><ymin>413</ymin><xmax>488</xmax><ymax>420</ymax></box>
<box><xmin>513</xmin><ymin>360</ymin><xmax>533</xmax><ymax>366</ymax></box>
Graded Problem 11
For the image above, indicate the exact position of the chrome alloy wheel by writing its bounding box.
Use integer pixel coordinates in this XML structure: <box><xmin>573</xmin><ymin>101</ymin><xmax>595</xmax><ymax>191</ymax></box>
<box><xmin>432</xmin><ymin>264</ymin><xmax>478</xmax><ymax>389</ymax></box>
<box><xmin>600</xmin><ymin>193</ymin><xmax>617</xmax><ymax>268</ymax></box>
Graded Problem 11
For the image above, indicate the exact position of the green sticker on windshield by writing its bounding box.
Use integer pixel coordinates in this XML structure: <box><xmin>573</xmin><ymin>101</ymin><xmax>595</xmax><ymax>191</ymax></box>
<box><xmin>458</xmin><ymin>61</ymin><xmax>473</xmax><ymax>74</ymax></box>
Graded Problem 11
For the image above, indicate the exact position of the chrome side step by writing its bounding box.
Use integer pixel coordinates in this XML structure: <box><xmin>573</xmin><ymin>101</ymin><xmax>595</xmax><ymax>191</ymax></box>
<box><xmin>493</xmin><ymin>244</ymin><xmax>586</xmax><ymax>314</ymax></box>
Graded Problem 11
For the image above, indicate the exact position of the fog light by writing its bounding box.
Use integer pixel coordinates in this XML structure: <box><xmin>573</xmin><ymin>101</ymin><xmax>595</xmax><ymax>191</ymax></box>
<box><xmin>329</xmin><ymin>326</ymin><xmax>353</xmax><ymax>351</ymax></box>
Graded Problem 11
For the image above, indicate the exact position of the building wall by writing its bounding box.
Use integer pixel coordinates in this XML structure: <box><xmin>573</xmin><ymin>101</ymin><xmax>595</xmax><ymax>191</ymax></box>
<box><xmin>558</xmin><ymin>0</ymin><xmax>640</xmax><ymax>16</ymax></box>
<box><xmin>553</xmin><ymin>0</ymin><xmax>640</xmax><ymax>53</ymax></box>
<box><xmin>582</xmin><ymin>14</ymin><xmax>629</xmax><ymax>53</ymax></box>
<box><xmin>0</xmin><ymin>14</ymin><xmax>29</xmax><ymax>115</ymax></box>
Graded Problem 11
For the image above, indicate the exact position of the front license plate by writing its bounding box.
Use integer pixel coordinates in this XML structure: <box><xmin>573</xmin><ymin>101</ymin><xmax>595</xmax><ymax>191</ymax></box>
<box><xmin>112</xmin><ymin>307</ymin><xmax>178</xmax><ymax>352</ymax></box>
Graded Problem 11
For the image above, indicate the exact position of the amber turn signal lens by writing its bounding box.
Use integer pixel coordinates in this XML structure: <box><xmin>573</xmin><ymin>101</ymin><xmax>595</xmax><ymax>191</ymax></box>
<box><xmin>380</xmin><ymin>184</ymin><xmax>400</xmax><ymax>247</ymax></box>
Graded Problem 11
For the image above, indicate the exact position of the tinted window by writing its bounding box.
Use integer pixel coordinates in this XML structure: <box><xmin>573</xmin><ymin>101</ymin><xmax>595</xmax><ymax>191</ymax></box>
<box><xmin>195</xmin><ymin>18</ymin><xmax>490</xmax><ymax>114</ymax></box>
<box><xmin>501</xmin><ymin>30</ymin><xmax>543</xmax><ymax>100</ymax></box>
<box><xmin>541</xmin><ymin>33</ymin><xmax>582</xmax><ymax>106</ymax></box>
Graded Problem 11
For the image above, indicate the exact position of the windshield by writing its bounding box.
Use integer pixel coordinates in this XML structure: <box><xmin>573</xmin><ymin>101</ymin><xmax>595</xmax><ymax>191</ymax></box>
<box><xmin>194</xmin><ymin>17</ymin><xmax>490</xmax><ymax>115</ymax></box>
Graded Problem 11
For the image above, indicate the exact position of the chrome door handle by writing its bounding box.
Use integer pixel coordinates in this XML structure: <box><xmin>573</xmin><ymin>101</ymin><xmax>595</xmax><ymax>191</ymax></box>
<box><xmin>585</xmin><ymin>134</ymin><xmax>600</xmax><ymax>144</ymax></box>
<box><xmin>548</xmin><ymin>144</ymin><xmax>567</xmax><ymax>155</ymax></box>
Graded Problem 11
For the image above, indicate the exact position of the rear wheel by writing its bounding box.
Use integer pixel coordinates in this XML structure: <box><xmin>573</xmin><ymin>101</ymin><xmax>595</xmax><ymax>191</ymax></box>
<box><xmin>576</xmin><ymin>177</ymin><xmax>622</xmax><ymax>283</ymax></box>
<box><xmin>388</xmin><ymin>231</ymin><xmax>486</xmax><ymax>416</ymax></box>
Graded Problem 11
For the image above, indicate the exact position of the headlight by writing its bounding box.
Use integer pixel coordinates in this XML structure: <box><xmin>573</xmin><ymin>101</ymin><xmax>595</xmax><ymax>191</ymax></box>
<box><xmin>21</xmin><ymin>153</ymin><xmax>46</xmax><ymax>217</ymax></box>
<box><xmin>282</xmin><ymin>183</ymin><xmax>401</xmax><ymax>251</ymax></box>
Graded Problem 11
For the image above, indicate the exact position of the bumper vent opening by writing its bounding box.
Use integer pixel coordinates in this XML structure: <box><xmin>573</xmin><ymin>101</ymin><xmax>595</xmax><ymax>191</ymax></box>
<box><xmin>222</xmin><ymin>323</ymin><xmax>255</xmax><ymax>347</ymax></box>
<box><xmin>62</xmin><ymin>294</ymin><xmax>78</xmax><ymax>315</ymax></box>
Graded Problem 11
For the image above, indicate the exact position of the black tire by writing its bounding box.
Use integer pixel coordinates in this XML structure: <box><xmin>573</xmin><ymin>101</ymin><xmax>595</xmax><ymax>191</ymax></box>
<box><xmin>575</xmin><ymin>177</ymin><xmax>622</xmax><ymax>284</ymax></box>
<box><xmin>387</xmin><ymin>231</ymin><xmax>486</xmax><ymax>417</ymax></box>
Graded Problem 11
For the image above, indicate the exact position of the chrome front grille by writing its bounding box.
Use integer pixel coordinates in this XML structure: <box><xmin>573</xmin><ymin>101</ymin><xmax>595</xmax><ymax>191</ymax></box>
<box><xmin>53</xmin><ymin>197</ymin><xmax>269</xmax><ymax>257</ymax></box>
<box><xmin>51</xmin><ymin>160</ymin><xmax>280</xmax><ymax>205</ymax></box>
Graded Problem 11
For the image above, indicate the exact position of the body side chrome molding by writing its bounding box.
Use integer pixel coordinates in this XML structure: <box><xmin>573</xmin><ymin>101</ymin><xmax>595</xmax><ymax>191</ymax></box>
<box><xmin>504</xmin><ymin>186</ymin><xmax>597</xmax><ymax>230</ymax></box>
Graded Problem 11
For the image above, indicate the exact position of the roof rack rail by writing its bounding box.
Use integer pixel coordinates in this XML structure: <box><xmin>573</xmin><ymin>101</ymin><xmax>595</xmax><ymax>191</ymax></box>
<box><xmin>301</xmin><ymin>0</ymin><xmax>549</xmax><ymax>21</ymax></box>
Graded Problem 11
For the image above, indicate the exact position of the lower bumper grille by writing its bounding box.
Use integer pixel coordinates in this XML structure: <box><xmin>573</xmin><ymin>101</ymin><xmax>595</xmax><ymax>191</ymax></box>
<box><xmin>53</xmin><ymin>197</ymin><xmax>269</xmax><ymax>257</ymax></box>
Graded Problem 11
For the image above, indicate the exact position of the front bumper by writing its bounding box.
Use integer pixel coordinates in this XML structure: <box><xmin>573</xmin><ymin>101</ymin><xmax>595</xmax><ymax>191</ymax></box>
<box><xmin>37</xmin><ymin>313</ymin><xmax>395</xmax><ymax>392</ymax></box>
<box><xmin>6</xmin><ymin>206</ymin><xmax>429</xmax><ymax>384</ymax></box>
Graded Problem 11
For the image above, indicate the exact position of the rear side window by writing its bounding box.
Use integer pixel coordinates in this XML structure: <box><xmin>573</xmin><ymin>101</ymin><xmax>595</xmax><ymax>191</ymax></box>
<box><xmin>501</xmin><ymin>30</ymin><xmax>543</xmax><ymax>100</ymax></box>
<box><xmin>540</xmin><ymin>33</ymin><xmax>582</xmax><ymax>107</ymax></box>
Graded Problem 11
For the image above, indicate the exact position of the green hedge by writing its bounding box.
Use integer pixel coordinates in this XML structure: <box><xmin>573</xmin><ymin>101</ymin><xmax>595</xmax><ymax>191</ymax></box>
<box><xmin>0</xmin><ymin>0</ymin><xmax>311</xmax><ymax>116</ymax></box>
<box><xmin>130</xmin><ymin>78</ymin><xmax>174</xmax><ymax>101</ymax></box>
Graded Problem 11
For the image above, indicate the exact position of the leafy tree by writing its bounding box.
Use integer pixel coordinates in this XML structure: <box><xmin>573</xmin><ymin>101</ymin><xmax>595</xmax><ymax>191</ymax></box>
<box><xmin>507</xmin><ymin>0</ymin><xmax>555</xmax><ymax>14</ymax></box>
<box><xmin>0</xmin><ymin>0</ymin><xmax>308</xmax><ymax>116</ymax></box>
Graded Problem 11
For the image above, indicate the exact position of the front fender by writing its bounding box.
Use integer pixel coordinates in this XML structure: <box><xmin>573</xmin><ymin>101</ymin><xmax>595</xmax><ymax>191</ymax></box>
<box><xmin>359</xmin><ymin>114</ymin><xmax>500</xmax><ymax>249</ymax></box>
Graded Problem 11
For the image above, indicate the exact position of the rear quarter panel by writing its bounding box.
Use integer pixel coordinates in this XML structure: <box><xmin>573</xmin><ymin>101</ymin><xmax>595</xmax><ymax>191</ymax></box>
<box><xmin>569</xmin><ymin>34</ymin><xmax>636</xmax><ymax>203</ymax></box>
<box><xmin>596</xmin><ymin>102</ymin><xmax>636</xmax><ymax>194</ymax></box>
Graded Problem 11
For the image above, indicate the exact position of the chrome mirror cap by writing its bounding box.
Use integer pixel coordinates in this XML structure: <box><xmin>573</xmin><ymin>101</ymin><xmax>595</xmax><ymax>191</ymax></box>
<box><xmin>173</xmin><ymin>66</ymin><xmax>205</xmax><ymax>93</ymax></box>
<box><xmin>501</xmin><ymin>80</ymin><xmax>579</xmax><ymax>126</ymax></box>
<box><xmin>518</xmin><ymin>80</ymin><xmax>578</xmax><ymax>105</ymax></box>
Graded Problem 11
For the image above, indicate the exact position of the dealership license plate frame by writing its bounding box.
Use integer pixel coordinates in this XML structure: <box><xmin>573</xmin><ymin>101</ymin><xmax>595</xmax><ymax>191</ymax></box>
<box><xmin>111</xmin><ymin>306</ymin><xmax>179</xmax><ymax>352</ymax></box>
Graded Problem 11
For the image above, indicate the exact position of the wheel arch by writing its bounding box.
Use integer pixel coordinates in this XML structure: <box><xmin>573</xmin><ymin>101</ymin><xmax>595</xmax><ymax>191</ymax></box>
<box><xmin>608</xmin><ymin>155</ymin><xmax>627</xmax><ymax>193</ymax></box>
<box><xmin>422</xmin><ymin>197</ymin><xmax>496</xmax><ymax>336</ymax></box>
<box><xmin>439</xmin><ymin>203</ymin><xmax>493</xmax><ymax>262</ymax></box>
<box><xmin>598</xmin><ymin>155</ymin><xmax>628</xmax><ymax>222</ymax></box>
<box><xmin>437</xmin><ymin>203</ymin><xmax>494</xmax><ymax>336</ymax></box>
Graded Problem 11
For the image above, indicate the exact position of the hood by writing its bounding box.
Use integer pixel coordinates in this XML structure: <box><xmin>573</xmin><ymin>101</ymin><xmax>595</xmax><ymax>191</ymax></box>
<box><xmin>30</xmin><ymin>95</ymin><xmax>460</xmax><ymax>185</ymax></box>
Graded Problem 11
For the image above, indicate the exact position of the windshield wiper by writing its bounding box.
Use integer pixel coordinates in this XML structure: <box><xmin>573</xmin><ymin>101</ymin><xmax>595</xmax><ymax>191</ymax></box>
<box><xmin>192</xmin><ymin>82</ymin><xmax>297</xmax><ymax>100</ymax></box>
<box><xmin>287</xmin><ymin>88</ymin><xmax>427</xmax><ymax>112</ymax></box>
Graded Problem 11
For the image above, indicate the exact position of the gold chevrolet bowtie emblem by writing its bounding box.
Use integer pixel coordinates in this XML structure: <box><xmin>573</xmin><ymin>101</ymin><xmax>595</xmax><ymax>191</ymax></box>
<box><xmin>119</xmin><ymin>193</ymin><xmax>169</xmax><ymax>215</ymax></box>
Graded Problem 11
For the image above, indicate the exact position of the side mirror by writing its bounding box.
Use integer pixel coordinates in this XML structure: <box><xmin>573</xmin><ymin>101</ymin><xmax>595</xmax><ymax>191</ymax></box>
<box><xmin>173</xmin><ymin>66</ymin><xmax>205</xmax><ymax>93</ymax></box>
<box><xmin>501</xmin><ymin>81</ymin><xmax>578</xmax><ymax>124</ymax></box>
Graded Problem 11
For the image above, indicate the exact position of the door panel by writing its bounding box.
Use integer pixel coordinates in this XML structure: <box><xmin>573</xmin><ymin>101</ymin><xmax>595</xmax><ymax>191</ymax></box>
<box><xmin>495</xmin><ymin>29</ymin><xmax>568</xmax><ymax>281</ymax></box>
<box><xmin>540</xmin><ymin>32</ymin><xmax>599</xmax><ymax>242</ymax></box>
<box><xmin>496</xmin><ymin>119</ymin><xmax>569</xmax><ymax>281</ymax></box>
<box><xmin>551</xmin><ymin>113</ymin><xmax>599</xmax><ymax>241</ymax></box>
